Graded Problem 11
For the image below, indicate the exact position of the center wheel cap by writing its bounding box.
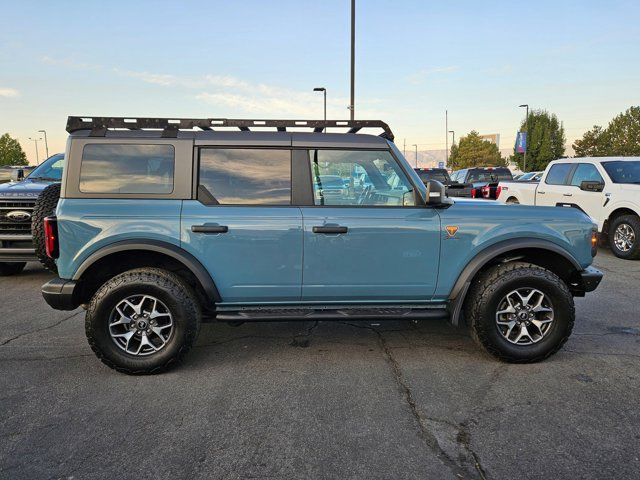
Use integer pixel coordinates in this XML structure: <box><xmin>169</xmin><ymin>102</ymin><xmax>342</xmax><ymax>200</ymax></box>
<box><xmin>137</xmin><ymin>320</ymin><xmax>148</xmax><ymax>329</ymax></box>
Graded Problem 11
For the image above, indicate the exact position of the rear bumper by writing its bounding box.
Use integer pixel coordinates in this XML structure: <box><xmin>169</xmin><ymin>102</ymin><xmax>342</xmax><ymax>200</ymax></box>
<box><xmin>579</xmin><ymin>266</ymin><xmax>603</xmax><ymax>293</ymax></box>
<box><xmin>0</xmin><ymin>247</ymin><xmax>37</xmax><ymax>262</ymax></box>
<box><xmin>42</xmin><ymin>278</ymin><xmax>81</xmax><ymax>310</ymax></box>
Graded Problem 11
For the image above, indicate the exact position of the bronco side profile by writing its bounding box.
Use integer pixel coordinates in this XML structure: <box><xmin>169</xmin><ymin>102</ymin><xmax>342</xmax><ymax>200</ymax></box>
<box><xmin>42</xmin><ymin>117</ymin><xmax>603</xmax><ymax>374</ymax></box>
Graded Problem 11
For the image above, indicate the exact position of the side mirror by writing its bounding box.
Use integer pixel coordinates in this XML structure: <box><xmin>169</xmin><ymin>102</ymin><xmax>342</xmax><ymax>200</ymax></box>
<box><xmin>580</xmin><ymin>180</ymin><xmax>604</xmax><ymax>192</ymax></box>
<box><xmin>10</xmin><ymin>169</ymin><xmax>24</xmax><ymax>182</ymax></box>
<box><xmin>425</xmin><ymin>179</ymin><xmax>446</xmax><ymax>205</ymax></box>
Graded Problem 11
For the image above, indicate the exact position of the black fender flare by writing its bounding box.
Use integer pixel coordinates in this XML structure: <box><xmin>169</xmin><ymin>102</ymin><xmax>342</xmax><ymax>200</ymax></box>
<box><xmin>73</xmin><ymin>239</ymin><xmax>222</xmax><ymax>303</ymax></box>
<box><xmin>448</xmin><ymin>238</ymin><xmax>582</xmax><ymax>326</ymax></box>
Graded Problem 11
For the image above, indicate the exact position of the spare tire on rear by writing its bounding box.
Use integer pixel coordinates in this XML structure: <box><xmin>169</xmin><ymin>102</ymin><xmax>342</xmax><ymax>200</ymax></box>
<box><xmin>32</xmin><ymin>183</ymin><xmax>61</xmax><ymax>273</ymax></box>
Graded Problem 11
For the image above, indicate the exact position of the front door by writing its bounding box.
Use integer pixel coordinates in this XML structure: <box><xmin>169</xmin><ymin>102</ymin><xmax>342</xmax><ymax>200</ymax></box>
<box><xmin>536</xmin><ymin>162</ymin><xmax>575</xmax><ymax>207</ymax></box>
<box><xmin>181</xmin><ymin>147</ymin><xmax>303</xmax><ymax>303</ymax></box>
<box><xmin>300</xmin><ymin>149</ymin><xmax>441</xmax><ymax>302</ymax></box>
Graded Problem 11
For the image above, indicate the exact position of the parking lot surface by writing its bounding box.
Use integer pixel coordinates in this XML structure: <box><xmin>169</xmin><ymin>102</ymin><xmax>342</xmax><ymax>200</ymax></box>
<box><xmin>1</xmin><ymin>249</ymin><xmax>639</xmax><ymax>480</ymax></box>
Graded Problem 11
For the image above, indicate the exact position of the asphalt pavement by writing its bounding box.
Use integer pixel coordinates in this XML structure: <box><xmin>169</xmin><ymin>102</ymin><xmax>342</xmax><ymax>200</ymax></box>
<box><xmin>1</xmin><ymin>249</ymin><xmax>639</xmax><ymax>480</ymax></box>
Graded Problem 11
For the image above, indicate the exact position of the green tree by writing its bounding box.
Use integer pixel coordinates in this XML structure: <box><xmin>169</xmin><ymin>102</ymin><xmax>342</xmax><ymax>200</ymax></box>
<box><xmin>511</xmin><ymin>109</ymin><xmax>565</xmax><ymax>171</ymax></box>
<box><xmin>573</xmin><ymin>106</ymin><xmax>640</xmax><ymax>157</ymax></box>
<box><xmin>448</xmin><ymin>130</ymin><xmax>506</xmax><ymax>169</ymax></box>
<box><xmin>0</xmin><ymin>133</ymin><xmax>28</xmax><ymax>166</ymax></box>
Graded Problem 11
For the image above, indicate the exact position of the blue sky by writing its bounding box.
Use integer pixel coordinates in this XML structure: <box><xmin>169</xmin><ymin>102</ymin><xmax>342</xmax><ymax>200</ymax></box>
<box><xmin>1</xmin><ymin>0</ymin><xmax>639</xmax><ymax>163</ymax></box>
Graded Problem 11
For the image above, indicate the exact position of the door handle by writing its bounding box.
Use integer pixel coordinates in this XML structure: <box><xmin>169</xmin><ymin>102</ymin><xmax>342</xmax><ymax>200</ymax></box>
<box><xmin>563</xmin><ymin>193</ymin><xmax>573</xmax><ymax>197</ymax></box>
<box><xmin>191</xmin><ymin>224</ymin><xmax>229</xmax><ymax>234</ymax></box>
<box><xmin>312</xmin><ymin>225</ymin><xmax>348</xmax><ymax>234</ymax></box>
<box><xmin>538</xmin><ymin>191</ymin><xmax>546</xmax><ymax>194</ymax></box>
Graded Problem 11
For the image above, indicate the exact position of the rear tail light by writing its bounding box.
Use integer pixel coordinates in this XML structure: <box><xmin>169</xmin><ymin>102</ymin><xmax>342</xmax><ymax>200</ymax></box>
<box><xmin>496</xmin><ymin>185</ymin><xmax>503</xmax><ymax>198</ymax></box>
<box><xmin>471</xmin><ymin>188</ymin><xmax>477</xmax><ymax>198</ymax></box>
<box><xmin>591</xmin><ymin>229</ymin><xmax>599</xmax><ymax>257</ymax></box>
<box><xmin>44</xmin><ymin>216</ymin><xmax>59</xmax><ymax>259</ymax></box>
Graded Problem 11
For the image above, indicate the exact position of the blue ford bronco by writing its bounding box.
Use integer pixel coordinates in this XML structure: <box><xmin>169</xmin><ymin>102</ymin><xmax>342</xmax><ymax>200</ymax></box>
<box><xmin>42</xmin><ymin>117</ymin><xmax>603</xmax><ymax>374</ymax></box>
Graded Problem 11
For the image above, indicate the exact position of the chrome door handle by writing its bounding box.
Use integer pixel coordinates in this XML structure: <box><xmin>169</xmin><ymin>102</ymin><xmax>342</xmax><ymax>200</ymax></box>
<box><xmin>563</xmin><ymin>193</ymin><xmax>573</xmax><ymax>197</ymax></box>
<box><xmin>191</xmin><ymin>224</ymin><xmax>229</xmax><ymax>234</ymax></box>
<box><xmin>312</xmin><ymin>225</ymin><xmax>348</xmax><ymax>234</ymax></box>
<box><xmin>538</xmin><ymin>191</ymin><xmax>546</xmax><ymax>194</ymax></box>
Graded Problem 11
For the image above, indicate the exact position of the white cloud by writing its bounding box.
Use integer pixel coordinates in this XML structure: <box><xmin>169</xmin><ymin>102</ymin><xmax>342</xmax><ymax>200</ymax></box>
<box><xmin>0</xmin><ymin>87</ymin><xmax>19</xmax><ymax>98</ymax></box>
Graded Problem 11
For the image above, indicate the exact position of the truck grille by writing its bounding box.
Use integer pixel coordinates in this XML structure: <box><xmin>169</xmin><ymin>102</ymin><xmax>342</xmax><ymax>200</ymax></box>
<box><xmin>0</xmin><ymin>200</ymin><xmax>37</xmax><ymax>236</ymax></box>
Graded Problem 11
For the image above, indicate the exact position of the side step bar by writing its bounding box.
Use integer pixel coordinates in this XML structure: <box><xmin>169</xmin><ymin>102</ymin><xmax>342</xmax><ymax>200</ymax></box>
<box><xmin>213</xmin><ymin>306</ymin><xmax>449</xmax><ymax>322</ymax></box>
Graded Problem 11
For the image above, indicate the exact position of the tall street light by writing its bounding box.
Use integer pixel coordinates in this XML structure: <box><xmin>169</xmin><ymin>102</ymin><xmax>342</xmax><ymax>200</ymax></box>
<box><xmin>313</xmin><ymin>87</ymin><xmax>327</xmax><ymax>124</ymax></box>
<box><xmin>519</xmin><ymin>104</ymin><xmax>529</xmax><ymax>172</ymax></box>
<box><xmin>38</xmin><ymin>130</ymin><xmax>49</xmax><ymax>158</ymax></box>
<box><xmin>449</xmin><ymin>130</ymin><xmax>455</xmax><ymax>146</ymax></box>
<box><xmin>349</xmin><ymin>0</ymin><xmax>355</xmax><ymax>121</ymax></box>
<box><xmin>413</xmin><ymin>144</ymin><xmax>418</xmax><ymax>168</ymax></box>
<box><xmin>28</xmin><ymin>137</ymin><xmax>42</xmax><ymax>164</ymax></box>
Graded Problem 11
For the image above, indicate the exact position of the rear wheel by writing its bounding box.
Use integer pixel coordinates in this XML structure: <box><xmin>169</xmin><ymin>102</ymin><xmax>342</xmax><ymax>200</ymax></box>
<box><xmin>465</xmin><ymin>262</ymin><xmax>574</xmax><ymax>363</ymax></box>
<box><xmin>608</xmin><ymin>214</ymin><xmax>640</xmax><ymax>260</ymax></box>
<box><xmin>506</xmin><ymin>197</ymin><xmax>519</xmax><ymax>204</ymax></box>
<box><xmin>85</xmin><ymin>268</ymin><xmax>201</xmax><ymax>374</ymax></box>
<box><xmin>32</xmin><ymin>183</ymin><xmax>61</xmax><ymax>272</ymax></box>
<box><xmin>0</xmin><ymin>262</ymin><xmax>26</xmax><ymax>276</ymax></box>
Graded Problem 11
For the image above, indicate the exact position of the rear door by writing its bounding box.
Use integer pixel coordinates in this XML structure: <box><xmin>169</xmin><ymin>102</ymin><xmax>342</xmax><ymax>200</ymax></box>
<box><xmin>181</xmin><ymin>147</ymin><xmax>303</xmax><ymax>303</ymax></box>
<box><xmin>299</xmin><ymin>148</ymin><xmax>441</xmax><ymax>302</ymax></box>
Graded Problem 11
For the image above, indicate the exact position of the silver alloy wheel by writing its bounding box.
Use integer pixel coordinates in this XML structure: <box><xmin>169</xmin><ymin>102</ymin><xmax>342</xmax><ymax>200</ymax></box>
<box><xmin>109</xmin><ymin>295</ymin><xmax>174</xmax><ymax>356</ymax></box>
<box><xmin>614</xmin><ymin>223</ymin><xmax>636</xmax><ymax>252</ymax></box>
<box><xmin>495</xmin><ymin>288</ymin><xmax>554</xmax><ymax>345</ymax></box>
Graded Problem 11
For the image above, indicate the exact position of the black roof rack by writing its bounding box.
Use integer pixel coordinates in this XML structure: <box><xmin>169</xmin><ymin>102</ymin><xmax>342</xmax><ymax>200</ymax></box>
<box><xmin>66</xmin><ymin>116</ymin><xmax>395</xmax><ymax>141</ymax></box>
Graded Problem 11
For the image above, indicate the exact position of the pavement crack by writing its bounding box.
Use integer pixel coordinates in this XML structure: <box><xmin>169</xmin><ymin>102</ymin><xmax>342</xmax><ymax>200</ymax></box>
<box><xmin>0</xmin><ymin>311</ymin><xmax>82</xmax><ymax>347</ymax></box>
<box><xmin>290</xmin><ymin>320</ymin><xmax>318</xmax><ymax>348</ymax></box>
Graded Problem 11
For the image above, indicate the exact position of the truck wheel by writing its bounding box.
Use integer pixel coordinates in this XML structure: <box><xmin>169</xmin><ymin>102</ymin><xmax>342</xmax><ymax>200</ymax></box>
<box><xmin>465</xmin><ymin>262</ymin><xmax>574</xmax><ymax>363</ymax></box>
<box><xmin>85</xmin><ymin>268</ymin><xmax>201</xmax><ymax>374</ymax></box>
<box><xmin>32</xmin><ymin>183</ymin><xmax>61</xmax><ymax>273</ymax></box>
<box><xmin>608</xmin><ymin>214</ymin><xmax>640</xmax><ymax>260</ymax></box>
<box><xmin>0</xmin><ymin>262</ymin><xmax>26</xmax><ymax>276</ymax></box>
<box><xmin>506</xmin><ymin>197</ymin><xmax>519</xmax><ymax>204</ymax></box>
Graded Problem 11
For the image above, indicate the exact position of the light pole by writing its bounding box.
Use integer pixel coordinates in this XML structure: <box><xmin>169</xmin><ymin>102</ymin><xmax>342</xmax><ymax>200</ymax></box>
<box><xmin>413</xmin><ymin>144</ymin><xmax>418</xmax><ymax>168</ymax></box>
<box><xmin>449</xmin><ymin>130</ymin><xmax>455</xmax><ymax>146</ymax></box>
<box><xmin>445</xmin><ymin>110</ymin><xmax>448</xmax><ymax>166</ymax></box>
<box><xmin>519</xmin><ymin>104</ymin><xmax>529</xmax><ymax>172</ymax></box>
<box><xmin>313</xmin><ymin>87</ymin><xmax>327</xmax><ymax>124</ymax></box>
<box><xmin>38</xmin><ymin>130</ymin><xmax>49</xmax><ymax>158</ymax></box>
<box><xmin>28</xmin><ymin>137</ymin><xmax>42</xmax><ymax>164</ymax></box>
<box><xmin>349</xmin><ymin>0</ymin><xmax>355</xmax><ymax>121</ymax></box>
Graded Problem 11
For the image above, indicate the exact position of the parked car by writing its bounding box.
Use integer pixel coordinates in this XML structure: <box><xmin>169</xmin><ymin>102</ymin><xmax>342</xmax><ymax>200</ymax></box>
<box><xmin>0</xmin><ymin>153</ymin><xmax>64</xmax><ymax>275</ymax></box>
<box><xmin>42</xmin><ymin>116</ymin><xmax>602</xmax><ymax>374</ymax></box>
<box><xmin>516</xmin><ymin>171</ymin><xmax>543</xmax><ymax>182</ymax></box>
<box><xmin>497</xmin><ymin>157</ymin><xmax>640</xmax><ymax>259</ymax></box>
<box><xmin>414</xmin><ymin>167</ymin><xmax>474</xmax><ymax>198</ymax></box>
<box><xmin>449</xmin><ymin>167</ymin><xmax>514</xmax><ymax>199</ymax></box>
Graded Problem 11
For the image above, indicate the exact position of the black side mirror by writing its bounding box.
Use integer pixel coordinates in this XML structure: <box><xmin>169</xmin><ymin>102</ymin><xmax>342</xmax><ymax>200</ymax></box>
<box><xmin>425</xmin><ymin>179</ymin><xmax>446</xmax><ymax>205</ymax></box>
<box><xmin>580</xmin><ymin>180</ymin><xmax>604</xmax><ymax>192</ymax></box>
<box><xmin>10</xmin><ymin>169</ymin><xmax>24</xmax><ymax>182</ymax></box>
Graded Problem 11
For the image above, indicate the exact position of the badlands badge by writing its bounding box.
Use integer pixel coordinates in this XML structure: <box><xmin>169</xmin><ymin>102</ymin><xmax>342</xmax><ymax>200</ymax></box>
<box><xmin>445</xmin><ymin>225</ymin><xmax>459</xmax><ymax>238</ymax></box>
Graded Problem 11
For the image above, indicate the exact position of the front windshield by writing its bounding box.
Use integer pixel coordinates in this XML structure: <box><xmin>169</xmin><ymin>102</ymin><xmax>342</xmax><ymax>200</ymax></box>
<box><xmin>27</xmin><ymin>154</ymin><xmax>65</xmax><ymax>181</ymax></box>
<box><xmin>602</xmin><ymin>161</ymin><xmax>640</xmax><ymax>184</ymax></box>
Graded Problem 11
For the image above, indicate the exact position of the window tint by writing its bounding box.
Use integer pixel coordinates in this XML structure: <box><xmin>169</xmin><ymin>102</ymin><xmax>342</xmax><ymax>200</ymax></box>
<box><xmin>80</xmin><ymin>144</ymin><xmax>174</xmax><ymax>194</ymax></box>
<box><xmin>545</xmin><ymin>163</ymin><xmax>573</xmax><ymax>185</ymax></box>
<box><xmin>602</xmin><ymin>161</ymin><xmax>640</xmax><ymax>184</ymax></box>
<box><xmin>199</xmin><ymin>149</ymin><xmax>291</xmax><ymax>205</ymax></box>
<box><xmin>309</xmin><ymin>150</ymin><xmax>416</xmax><ymax>206</ymax></box>
<box><xmin>467</xmin><ymin>169</ymin><xmax>513</xmax><ymax>182</ymax></box>
<box><xmin>570</xmin><ymin>163</ymin><xmax>603</xmax><ymax>186</ymax></box>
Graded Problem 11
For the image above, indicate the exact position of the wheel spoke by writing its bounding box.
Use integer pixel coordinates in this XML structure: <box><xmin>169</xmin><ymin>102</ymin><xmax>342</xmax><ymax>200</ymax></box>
<box><xmin>495</xmin><ymin>288</ymin><xmax>555</xmax><ymax>346</ymax></box>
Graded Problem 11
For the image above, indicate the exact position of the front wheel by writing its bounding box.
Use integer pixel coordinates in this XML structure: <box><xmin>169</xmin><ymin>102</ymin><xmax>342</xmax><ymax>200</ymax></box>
<box><xmin>608</xmin><ymin>214</ymin><xmax>640</xmax><ymax>260</ymax></box>
<box><xmin>85</xmin><ymin>268</ymin><xmax>201</xmax><ymax>374</ymax></box>
<box><xmin>465</xmin><ymin>262</ymin><xmax>574</xmax><ymax>363</ymax></box>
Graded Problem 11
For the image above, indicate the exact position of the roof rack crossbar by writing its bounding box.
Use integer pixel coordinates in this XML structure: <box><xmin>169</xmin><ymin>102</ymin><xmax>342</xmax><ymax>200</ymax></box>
<box><xmin>66</xmin><ymin>117</ymin><xmax>394</xmax><ymax>141</ymax></box>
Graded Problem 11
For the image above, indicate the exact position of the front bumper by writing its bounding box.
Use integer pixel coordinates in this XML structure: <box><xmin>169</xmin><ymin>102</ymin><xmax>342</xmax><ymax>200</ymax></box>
<box><xmin>579</xmin><ymin>266</ymin><xmax>603</xmax><ymax>292</ymax></box>
<box><xmin>42</xmin><ymin>278</ymin><xmax>81</xmax><ymax>310</ymax></box>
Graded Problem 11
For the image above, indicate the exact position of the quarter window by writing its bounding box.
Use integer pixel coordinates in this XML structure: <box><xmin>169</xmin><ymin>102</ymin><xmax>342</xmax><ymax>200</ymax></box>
<box><xmin>545</xmin><ymin>163</ymin><xmax>573</xmax><ymax>185</ymax></box>
<box><xmin>309</xmin><ymin>150</ymin><xmax>416</xmax><ymax>206</ymax></box>
<box><xmin>199</xmin><ymin>149</ymin><xmax>291</xmax><ymax>205</ymax></box>
<box><xmin>79</xmin><ymin>144</ymin><xmax>175</xmax><ymax>194</ymax></box>
<box><xmin>570</xmin><ymin>163</ymin><xmax>604</xmax><ymax>186</ymax></box>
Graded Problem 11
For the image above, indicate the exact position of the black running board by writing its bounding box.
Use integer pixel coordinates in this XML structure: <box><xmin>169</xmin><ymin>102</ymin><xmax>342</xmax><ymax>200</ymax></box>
<box><xmin>213</xmin><ymin>306</ymin><xmax>449</xmax><ymax>322</ymax></box>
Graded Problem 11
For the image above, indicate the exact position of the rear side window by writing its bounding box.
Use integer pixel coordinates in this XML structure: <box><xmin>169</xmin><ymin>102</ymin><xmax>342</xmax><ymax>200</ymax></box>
<box><xmin>80</xmin><ymin>144</ymin><xmax>175</xmax><ymax>194</ymax></box>
<box><xmin>545</xmin><ymin>163</ymin><xmax>573</xmax><ymax>185</ymax></box>
<box><xmin>570</xmin><ymin>163</ymin><xmax>604</xmax><ymax>186</ymax></box>
<box><xmin>199</xmin><ymin>148</ymin><xmax>291</xmax><ymax>205</ymax></box>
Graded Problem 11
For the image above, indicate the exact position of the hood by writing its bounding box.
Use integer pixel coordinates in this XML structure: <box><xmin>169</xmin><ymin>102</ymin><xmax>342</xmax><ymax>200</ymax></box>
<box><xmin>0</xmin><ymin>178</ymin><xmax>56</xmax><ymax>198</ymax></box>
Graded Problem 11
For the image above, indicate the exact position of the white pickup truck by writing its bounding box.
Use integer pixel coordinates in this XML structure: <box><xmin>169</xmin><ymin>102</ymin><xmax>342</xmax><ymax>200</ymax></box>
<box><xmin>497</xmin><ymin>157</ymin><xmax>640</xmax><ymax>259</ymax></box>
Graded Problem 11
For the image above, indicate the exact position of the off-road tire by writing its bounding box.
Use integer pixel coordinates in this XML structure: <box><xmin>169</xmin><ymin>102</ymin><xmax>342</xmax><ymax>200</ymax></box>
<box><xmin>608</xmin><ymin>214</ymin><xmax>640</xmax><ymax>260</ymax></box>
<box><xmin>465</xmin><ymin>262</ymin><xmax>575</xmax><ymax>363</ymax></box>
<box><xmin>32</xmin><ymin>183</ymin><xmax>61</xmax><ymax>273</ymax></box>
<box><xmin>85</xmin><ymin>268</ymin><xmax>201</xmax><ymax>374</ymax></box>
<box><xmin>0</xmin><ymin>262</ymin><xmax>26</xmax><ymax>276</ymax></box>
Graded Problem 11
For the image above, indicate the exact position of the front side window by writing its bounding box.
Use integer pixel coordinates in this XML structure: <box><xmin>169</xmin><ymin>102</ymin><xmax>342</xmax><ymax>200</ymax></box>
<box><xmin>570</xmin><ymin>163</ymin><xmax>604</xmax><ymax>186</ymax></box>
<box><xmin>199</xmin><ymin>148</ymin><xmax>291</xmax><ymax>205</ymax></box>
<box><xmin>80</xmin><ymin>144</ymin><xmax>174</xmax><ymax>194</ymax></box>
<box><xmin>545</xmin><ymin>163</ymin><xmax>573</xmax><ymax>185</ymax></box>
<box><xmin>309</xmin><ymin>150</ymin><xmax>416</xmax><ymax>206</ymax></box>
<box><xmin>602</xmin><ymin>161</ymin><xmax>640</xmax><ymax>184</ymax></box>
